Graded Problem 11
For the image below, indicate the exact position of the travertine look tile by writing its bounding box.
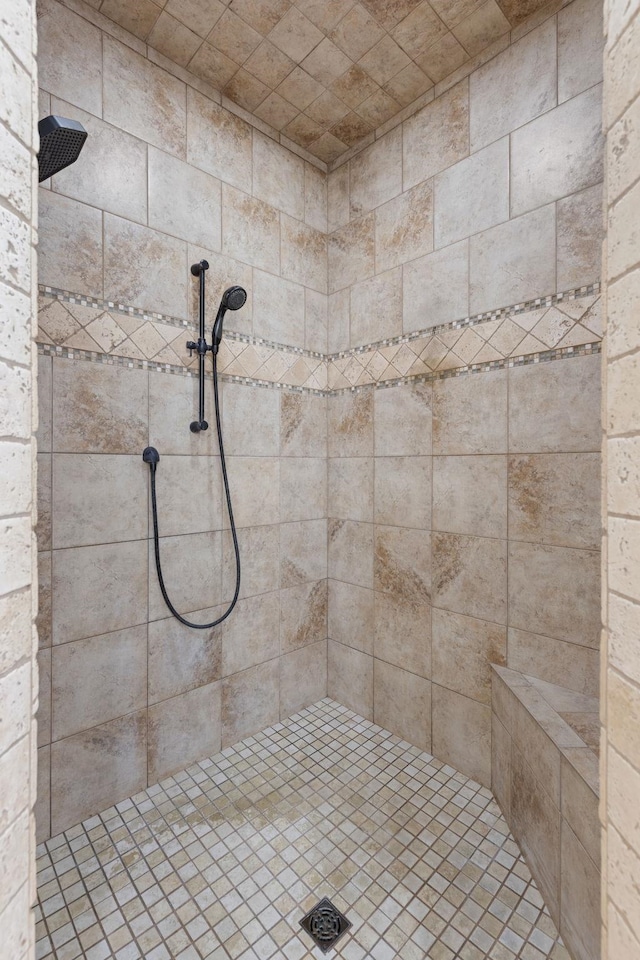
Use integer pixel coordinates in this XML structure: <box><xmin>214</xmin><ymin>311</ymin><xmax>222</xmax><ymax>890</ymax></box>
<box><xmin>225</xmin><ymin>457</ymin><xmax>279</xmax><ymax>526</ymax></box>
<box><xmin>280</xmin><ymin>457</ymin><xmax>326</xmax><ymax>520</ymax></box>
<box><xmin>280</xmin><ymin>580</ymin><xmax>328</xmax><ymax>653</ymax></box>
<box><xmin>37</xmin><ymin>553</ymin><xmax>52</xmax><ymax>650</ymax></box>
<box><xmin>222</xmin><ymin>381</ymin><xmax>280</xmax><ymax>456</ymax></box>
<box><xmin>223</xmin><ymin>524</ymin><xmax>280</xmax><ymax>600</ymax></box>
<box><xmin>432</xmin><ymin>532</ymin><xmax>507</xmax><ymax>623</ymax></box>
<box><xmin>508</xmin><ymin>628</ymin><xmax>599</xmax><ymax>696</ymax></box>
<box><xmin>253</xmin><ymin>133</ymin><xmax>305</xmax><ymax>219</ymax></box>
<box><xmin>328</xmin><ymin>214</ymin><xmax>375</xmax><ymax>292</ymax></box>
<box><xmin>221</xmin><ymin>660</ymin><xmax>279</xmax><ymax>746</ymax></box>
<box><xmin>329</xmin><ymin>457</ymin><xmax>373</xmax><ymax>521</ymax></box>
<box><xmin>492</xmin><ymin>711</ymin><xmax>511</xmax><ymax>817</ymax></box>
<box><xmin>148</xmin><ymin>146</ymin><xmax>221</xmax><ymax>249</ymax></box>
<box><xmin>148</xmin><ymin>613</ymin><xmax>222</xmax><ymax>704</ymax></box>
<box><xmin>252</xmin><ymin>269</ymin><xmax>305</xmax><ymax>347</ymax></box>
<box><xmin>100</xmin><ymin>0</ymin><xmax>162</xmax><ymax>39</ymax></box>
<box><xmin>469</xmin><ymin>18</ymin><xmax>557</xmax><ymax>151</ymax></box>
<box><xmin>403</xmin><ymin>80</ymin><xmax>469</xmax><ymax>189</ymax></box>
<box><xmin>374</xmin><ymin>525</ymin><xmax>431</xmax><ymax>602</ymax></box>
<box><xmin>280</xmin><ymin>392</ymin><xmax>327</xmax><ymax>457</ymax></box>
<box><xmin>53</xmin><ymin>540</ymin><xmax>148</xmax><ymax>644</ymax></box>
<box><xmin>149</xmin><ymin>682</ymin><xmax>221</xmax><ymax>781</ymax></box>
<box><xmin>281</xmin><ymin>519</ymin><xmax>327</xmax><ymax>586</ymax></box>
<box><xmin>187</xmin><ymin>88</ymin><xmax>252</xmax><ymax>193</ymax></box>
<box><xmin>103</xmin><ymin>37</ymin><xmax>186</xmax><ymax>158</ymax></box>
<box><xmin>375</xmin><ymin>456</ymin><xmax>431</xmax><ymax>528</ymax></box>
<box><xmin>432</xmin><ymin>685</ymin><xmax>491</xmax><ymax>786</ymax></box>
<box><xmin>374</xmin><ymin>380</ymin><xmax>432</xmax><ymax>455</ymax></box>
<box><xmin>453</xmin><ymin>0</ymin><xmax>510</xmax><ymax>56</ymax></box>
<box><xmin>558</xmin><ymin>0</ymin><xmax>603</xmax><ymax>103</ymax></box>
<box><xmin>104</xmin><ymin>214</ymin><xmax>188</xmax><ymax>318</ymax></box>
<box><xmin>435</xmin><ymin>137</ymin><xmax>509</xmax><ymax>247</ymax></box>
<box><xmin>560</xmin><ymin>823</ymin><xmax>600</xmax><ymax>960</ymax></box>
<box><xmin>470</xmin><ymin>204</ymin><xmax>556</xmax><ymax>314</ymax></box>
<box><xmin>511</xmin><ymin>85</ymin><xmax>603</xmax><ymax>217</ymax></box>
<box><xmin>562</xmin><ymin>752</ymin><xmax>600</xmax><ymax>865</ymax></box>
<box><xmin>51</xmin><ymin>626</ymin><xmax>147</xmax><ymax>741</ymax></box>
<box><xmin>350</xmin><ymin>128</ymin><xmax>402</xmax><ymax>217</ymax></box>
<box><xmin>374</xmin><ymin>593</ymin><xmax>431</xmax><ymax>677</ymax></box>
<box><xmin>508</xmin><ymin>453</ymin><xmax>600</xmax><ymax>548</ymax></box>
<box><xmin>280</xmin><ymin>641</ymin><xmax>328</xmax><ymax>718</ymax></box>
<box><xmin>148</xmin><ymin>531</ymin><xmax>223</xmax><ymax>620</ymax></box>
<box><xmin>508</xmin><ymin>541</ymin><xmax>600</xmax><ymax>646</ymax></box>
<box><xmin>328</xmin><ymin>389</ymin><xmax>373</xmax><ymax>456</ymax></box>
<box><xmin>51</xmin><ymin>711</ymin><xmax>147</xmax><ymax>835</ymax></box>
<box><xmin>433</xmin><ymin>454</ymin><xmax>507</xmax><ymax>537</ymax></box>
<box><xmin>221</xmin><ymin>591</ymin><xmax>280</xmax><ymax>674</ymax></box>
<box><xmin>374</xmin><ymin>660</ymin><xmax>431</xmax><ymax>750</ymax></box>
<box><xmin>375</xmin><ymin>180</ymin><xmax>434</xmax><ymax>273</ymax></box>
<box><xmin>328</xmin><ymin>288</ymin><xmax>350</xmax><ymax>352</ymax></box>
<box><xmin>52</xmin><ymin>359</ymin><xmax>148</xmax><ymax>455</ymax></box>
<box><xmin>281</xmin><ymin>215</ymin><xmax>327</xmax><ymax>293</ymax></box>
<box><xmin>188</xmin><ymin>244</ymin><xmax>253</xmax><ymax>333</ymax></box>
<box><xmin>37</xmin><ymin>356</ymin><xmax>52</xmax><ymax>453</ymax></box>
<box><xmin>36</xmin><ymin>746</ymin><xmax>51</xmax><ymax>845</ymax></box>
<box><xmin>148</xmin><ymin>10</ymin><xmax>203</xmax><ymax>67</ymax></box>
<box><xmin>329</xmin><ymin>519</ymin><xmax>374</xmax><ymax>588</ymax></box>
<box><xmin>150</xmin><ymin>455</ymin><xmax>222</xmax><ymax>539</ymax></box>
<box><xmin>149</xmin><ymin>370</ymin><xmax>223</xmax><ymax>457</ymax></box>
<box><xmin>52</xmin><ymin>454</ymin><xmax>147</xmax><ymax>548</ymax></box>
<box><xmin>557</xmin><ymin>183</ymin><xmax>604</xmax><ymax>290</ymax></box>
<box><xmin>328</xmin><ymin>640</ymin><xmax>373</xmax><ymax>719</ymax></box>
<box><xmin>509</xmin><ymin>354</ymin><xmax>601</xmax><ymax>453</ymax></box>
<box><xmin>222</xmin><ymin>185</ymin><xmax>280</xmax><ymax>274</ymax></box>
<box><xmin>327</xmin><ymin>163</ymin><xmax>350</xmax><ymax>232</ymax></box>
<box><xmin>305</xmin><ymin>288</ymin><xmax>328</xmax><ymax>353</ymax></box>
<box><xmin>432</xmin><ymin>608</ymin><xmax>505</xmax><ymax>703</ymax></box>
<box><xmin>433</xmin><ymin>370</ymin><xmax>507</xmax><ymax>454</ymax></box>
<box><xmin>36</xmin><ymin>454</ymin><xmax>51</xmax><ymax>552</ymax></box>
<box><xmin>38</xmin><ymin>192</ymin><xmax>103</xmax><ymax>297</ymax></box>
<box><xmin>328</xmin><ymin>579</ymin><xmax>374</xmax><ymax>653</ymax></box>
<box><xmin>38</xmin><ymin>1</ymin><xmax>102</xmax><ymax>115</ymax></box>
<box><xmin>37</xmin><ymin>648</ymin><xmax>51</xmax><ymax>748</ymax></box>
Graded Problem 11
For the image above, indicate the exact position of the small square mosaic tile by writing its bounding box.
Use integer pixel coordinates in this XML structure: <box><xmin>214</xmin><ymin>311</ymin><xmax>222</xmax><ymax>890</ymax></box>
<box><xmin>36</xmin><ymin>699</ymin><xmax>570</xmax><ymax>960</ymax></box>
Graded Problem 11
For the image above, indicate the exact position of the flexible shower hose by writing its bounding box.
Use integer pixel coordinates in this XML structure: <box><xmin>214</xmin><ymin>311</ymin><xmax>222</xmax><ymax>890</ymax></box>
<box><xmin>145</xmin><ymin>349</ymin><xmax>241</xmax><ymax>629</ymax></box>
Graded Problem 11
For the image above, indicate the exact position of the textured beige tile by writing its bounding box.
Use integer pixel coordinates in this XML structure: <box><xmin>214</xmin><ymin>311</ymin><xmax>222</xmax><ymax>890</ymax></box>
<box><xmin>281</xmin><ymin>215</ymin><xmax>327</xmax><ymax>293</ymax></box>
<box><xmin>187</xmin><ymin>88</ymin><xmax>252</xmax><ymax>192</ymax></box>
<box><xmin>433</xmin><ymin>370</ymin><xmax>507</xmax><ymax>454</ymax></box>
<box><xmin>375</xmin><ymin>181</ymin><xmax>434</xmax><ymax>273</ymax></box>
<box><xmin>51</xmin><ymin>711</ymin><xmax>147</xmax><ymax>835</ymax></box>
<box><xmin>148</xmin><ymin>10</ymin><xmax>202</xmax><ymax>66</ymax></box>
<box><xmin>36</xmin><ymin>746</ymin><xmax>51</xmax><ymax>845</ymax></box>
<box><xmin>149</xmin><ymin>682</ymin><xmax>221</xmax><ymax>781</ymax></box>
<box><xmin>560</xmin><ymin>824</ymin><xmax>600</xmax><ymax>960</ymax></box>
<box><xmin>280</xmin><ymin>580</ymin><xmax>327</xmax><ymax>653</ymax></box>
<box><xmin>305</xmin><ymin>288</ymin><xmax>328</xmax><ymax>353</ymax></box>
<box><xmin>432</xmin><ymin>608</ymin><xmax>505</xmax><ymax>703</ymax></box>
<box><xmin>508</xmin><ymin>541</ymin><xmax>600</xmax><ymax>646</ymax></box>
<box><xmin>36</xmin><ymin>453</ymin><xmax>51</xmax><ymax>553</ymax></box>
<box><xmin>491</xmin><ymin>712</ymin><xmax>511</xmax><ymax>817</ymax></box>
<box><xmin>223</xmin><ymin>184</ymin><xmax>281</xmax><ymax>274</ymax></box>
<box><xmin>51</xmin><ymin>626</ymin><xmax>147</xmax><ymax>741</ymax></box>
<box><xmin>328</xmin><ymin>389</ymin><xmax>374</xmax><ymax>456</ymax></box>
<box><xmin>281</xmin><ymin>519</ymin><xmax>327</xmax><ymax>586</ymax></box>
<box><xmin>508</xmin><ymin>628</ymin><xmax>599</xmax><ymax>696</ymax></box>
<box><xmin>418</xmin><ymin>31</ymin><xmax>469</xmax><ymax>83</ymax></box>
<box><xmin>149</xmin><ymin>370</ymin><xmax>223</xmax><ymax>457</ymax></box>
<box><xmin>435</xmin><ymin>137</ymin><xmax>509</xmax><ymax>247</ymax></box>
<box><xmin>223</xmin><ymin>457</ymin><xmax>279</xmax><ymax>527</ymax></box>
<box><xmin>512</xmin><ymin>697</ymin><xmax>563</xmax><ymax>804</ymax></box>
<box><xmin>38</xmin><ymin>1</ymin><xmax>102</xmax><ymax>115</ymax></box>
<box><xmin>469</xmin><ymin>19</ymin><xmax>557</xmax><ymax>152</ymax></box>
<box><xmin>252</xmin><ymin>269</ymin><xmax>305</xmax><ymax>347</ymax></box>
<box><xmin>374</xmin><ymin>380</ymin><xmax>432</xmax><ymax>455</ymax></box>
<box><xmin>329</xmin><ymin>519</ymin><xmax>373</xmax><ymax>588</ymax></box>
<box><xmin>374</xmin><ymin>593</ymin><xmax>431</xmax><ymax>677</ymax></box>
<box><xmin>104</xmin><ymin>214</ymin><xmax>188</xmax><ymax>318</ymax></box>
<box><xmin>328</xmin><ymin>214</ymin><xmax>375</xmax><ymax>292</ymax></box>
<box><xmin>148</xmin><ymin>531</ymin><xmax>223</xmax><ymax>621</ymax></box>
<box><xmin>328</xmin><ymin>288</ymin><xmax>350</xmax><ymax>352</ymax></box>
<box><xmin>53</xmin><ymin>540</ymin><xmax>148</xmax><ymax>644</ymax></box>
<box><xmin>508</xmin><ymin>355</ymin><xmax>601</xmax><ymax>453</ymax></box>
<box><xmin>37</xmin><ymin>356</ymin><xmax>52</xmax><ymax>454</ymax></box>
<box><xmin>432</xmin><ymin>685</ymin><xmax>491</xmax><ymax>786</ymax></box>
<box><xmin>148</xmin><ymin>612</ymin><xmax>222</xmax><ymax>704</ymax></box>
<box><xmin>222</xmin><ymin>591</ymin><xmax>280</xmax><ymax>674</ymax></box>
<box><xmin>374</xmin><ymin>660</ymin><xmax>431</xmax><ymax>750</ymax></box>
<box><xmin>245</xmin><ymin>38</ymin><xmax>295</xmax><ymax>87</ymax></box>
<box><xmin>189</xmin><ymin>42</ymin><xmax>239</xmax><ymax>89</ymax></box>
<box><xmin>327</xmin><ymin>163</ymin><xmax>350</xmax><ymax>232</ymax></box>
<box><xmin>253</xmin><ymin>132</ymin><xmax>305</xmax><ymax>219</ymax></box>
<box><xmin>327</xmin><ymin>640</ymin><xmax>373</xmax><ymax>719</ymax></box>
<box><xmin>375</xmin><ymin>456</ymin><xmax>431</xmax><ymax>529</ymax></box>
<box><xmin>221</xmin><ymin>381</ymin><xmax>280</xmax><ymax>456</ymax></box>
<box><xmin>328</xmin><ymin>579</ymin><xmax>374</xmax><ymax>653</ymax></box>
<box><xmin>280</xmin><ymin>392</ymin><xmax>327</xmax><ymax>457</ymax></box>
<box><xmin>280</xmin><ymin>641</ymin><xmax>328</xmax><ymax>719</ymax></box>
<box><xmin>222</xmin><ymin>660</ymin><xmax>279</xmax><ymax>746</ymax></box>
<box><xmin>223</xmin><ymin>524</ymin><xmax>280</xmax><ymax>600</ymax></box>
<box><xmin>329</xmin><ymin>3</ymin><xmax>385</xmax><ymax>60</ymax></box>
<box><xmin>100</xmin><ymin>0</ymin><xmax>161</xmax><ymax>39</ymax></box>
<box><xmin>403</xmin><ymin>79</ymin><xmax>469</xmax><ymax>190</ymax></box>
<box><xmin>558</xmin><ymin>0</ymin><xmax>603</xmax><ymax>103</ymax></box>
<box><xmin>269</xmin><ymin>6</ymin><xmax>324</xmax><ymax>61</ymax></box>
<box><xmin>149</xmin><ymin>455</ymin><xmax>223</xmax><ymax>538</ymax></box>
<box><xmin>453</xmin><ymin>0</ymin><xmax>510</xmax><ymax>56</ymax></box>
<box><xmin>350</xmin><ymin>268</ymin><xmax>402</xmax><ymax>345</ymax></box>
<box><xmin>432</xmin><ymin>532</ymin><xmax>507</xmax><ymax>623</ymax></box>
<box><xmin>37</xmin><ymin>552</ymin><xmax>52</xmax><ymax>651</ymax></box>
<box><xmin>557</xmin><ymin>183</ymin><xmax>604</xmax><ymax>290</ymax></box>
<box><xmin>280</xmin><ymin>457</ymin><xmax>326</xmax><ymax>520</ymax></box>
<box><xmin>562</xmin><ymin>752</ymin><xmax>600</xmax><ymax>866</ymax></box>
<box><xmin>37</xmin><ymin>648</ymin><xmax>51</xmax><ymax>748</ymax></box>
<box><xmin>148</xmin><ymin>146</ymin><xmax>221</xmax><ymax>249</ymax></box>
<box><xmin>329</xmin><ymin>457</ymin><xmax>373</xmax><ymax>522</ymax></box>
<box><xmin>209</xmin><ymin>8</ymin><xmax>262</xmax><ymax>65</ymax></box>
<box><xmin>38</xmin><ymin>192</ymin><xmax>103</xmax><ymax>297</ymax></box>
<box><xmin>350</xmin><ymin>128</ymin><xmax>402</xmax><ymax>217</ymax></box>
<box><xmin>433</xmin><ymin>454</ymin><xmax>507</xmax><ymax>537</ymax></box>
<box><xmin>374</xmin><ymin>525</ymin><xmax>431</xmax><ymax>602</ymax></box>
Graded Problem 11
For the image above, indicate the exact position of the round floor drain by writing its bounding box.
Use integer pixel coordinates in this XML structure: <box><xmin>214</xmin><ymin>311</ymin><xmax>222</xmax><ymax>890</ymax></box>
<box><xmin>299</xmin><ymin>898</ymin><xmax>352</xmax><ymax>953</ymax></box>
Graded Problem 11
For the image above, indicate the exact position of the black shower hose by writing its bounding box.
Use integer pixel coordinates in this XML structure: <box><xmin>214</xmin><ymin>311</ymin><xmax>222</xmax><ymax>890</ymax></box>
<box><xmin>146</xmin><ymin>349</ymin><xmax>241</xmax><ymax>629</ymax></box>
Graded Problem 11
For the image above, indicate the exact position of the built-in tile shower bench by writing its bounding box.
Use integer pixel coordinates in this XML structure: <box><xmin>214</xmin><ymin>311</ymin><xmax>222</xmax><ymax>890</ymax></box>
<box><xmin>491</xmin><ymin>665</ymin><xmax>600</xmax><ymax>960</ymax></box>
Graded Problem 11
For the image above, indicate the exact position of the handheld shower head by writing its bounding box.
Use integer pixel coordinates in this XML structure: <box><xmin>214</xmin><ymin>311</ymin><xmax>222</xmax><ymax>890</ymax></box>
<box><xmin>212</xmin><ymin>286</ymin><xmax>247</xmax><ymax>352</ymax></box>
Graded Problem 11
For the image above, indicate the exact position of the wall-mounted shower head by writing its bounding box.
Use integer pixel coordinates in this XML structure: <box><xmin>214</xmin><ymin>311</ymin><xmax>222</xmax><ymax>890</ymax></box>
<box><xmin>212</xmin><ymin>286</ymin><xmax>248</xmax><ymax>353</ymax></box>
<box><xmin>38</xmin><ymin>115</ymin><xmax>88</xmax><ymax>182</ymax></box>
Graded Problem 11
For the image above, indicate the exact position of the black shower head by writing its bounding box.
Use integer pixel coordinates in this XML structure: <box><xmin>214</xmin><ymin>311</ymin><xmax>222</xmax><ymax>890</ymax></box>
<box><xmin>212</xmin><ymin>286</ymin><xmax>247</xmax><ymax>353</ymax></box>
<box><xmin>38</xmin><ymin>115</ymin><xmax>88</xmax><ymax>182</ymax></box>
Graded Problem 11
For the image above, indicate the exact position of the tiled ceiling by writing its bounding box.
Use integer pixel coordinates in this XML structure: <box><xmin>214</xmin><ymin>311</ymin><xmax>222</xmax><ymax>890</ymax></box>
<box><xmin>95</xmin><ymin>0</ymin><xmax>542</xmax><ymax>164</ymax></box>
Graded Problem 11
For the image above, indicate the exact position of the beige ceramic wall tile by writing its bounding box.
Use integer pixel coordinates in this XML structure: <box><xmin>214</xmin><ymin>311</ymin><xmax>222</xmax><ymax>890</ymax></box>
<box><xmin>222</xmin><ymin>381</ymin><xmax>280</xmax><ymax>456</ymax></box>
<box><xmin>37</xmin><ymin>648</ymin><xmax>51</xmax><ymax>748</ymax></box>
<box><xmin>104</xmin><ymin>214</ymin><xmax>188</xmax><ymax>318</ymax></box>
<box><xmin>374</xmin><ymin>525</ymin><xmax>431</xmax><ymax>602</ymax></box>
<box><xmin>561</xmin><ymin>752</ymin><xmax>600</xmax><ymax>865</ymax></box>
<box><xmin>374</xmin><ymin>381</ymin><xmax>432</xmax><ymax>455</ymax></box>
<box><xmin>223</xmin><ymin>525</ymin><xmax>280</xmax><ymax>600</ymax></box>
<box><xmin>328</xmin><ymin>579</ymin><xmax>374</xmax><ymax>653</ymax></box>
<box><xmin>491</xmin><ymin>711</ymin><xmax>511</xmax><ymax>815</ymax></box>
<box><xmin>148</xmin><ymin>681</ymin><xmax>221</xmax><ymax>781</ymax></box>
<box><xmin>51</xmin><ymin>626</ymin><xmax>147</xmax><ymax>740</ymax></box>
<box><xmin>434</xmin><ymin>137</ymin><xmax>509</xmax><ymax>247</ymax></box>
<box><xmin>148</xmin><ymin>146</ymin><xmax>222</xmax><ymax>249</ymax></box>
<box><xmin>508</xmin><ymin>541</ymin><xmax>601</xmax><ymax>646</ymax></box>
<box><xmin>280</xmin><ymin>457</ymin><xmax>326</xmax><ymax>520</ymax></box>
<box><xmin>36</xmin><ymin>745</ymin><xmax>51</xmax><ymax>844</ymax></box>
<box><xmin>148</xmin><ymin>531</ymin><xmax>223</xmax><ymax>620</ymax></box>
<box><xmin>508</xmin><ymin>627</ymin><xmax>599</xmax><ymax>696</ymax></box>
<box><xmin>187</xmin><ymin>88</ymin><xmax>252</xmax><ymax>193</ymax></box>
<box><xmin>53</xmin><ymin>540</ymin><xmax>148</xmax><ymax>644</ymax></box>
<box><xmin>52</xmin><ymin>454</ymin><xmax>147</xmax><ymax>548</ymax></box>
<box><xmin>223</xmin><ymin>185</ymin><xmax>281</xmax><ymax>274</ymax></box>
<box><xmin>222</xmin><ymin>591</ymin><xmax>280</xmax><ymax>674</ymax></box>
<box><xmin>558</xmin><ymin>0</ymin><xmax>603</xmax><ymax>103</ymax></box>
<box><xmin>327</xmin><ymin>640</ymin><xmax>374</xmax><ymax>719</ymax></box>
<box><xmin>280</xmin><ymin>519</ymin><xmax>327</xmax><ymax>586</ymax></box>
<box><xmin>328</xmin><ymin>389</ymin><xmax>374</xmax><ymax>456</ymax></box>
<box><xmin>374</xmin><ymin>660</ymin><xmax>431</xmax><ymax>750</ymax></box>
<box><xmin>281</xmin><ymin>215</ymin><xmax>327</xmax><ymax>293</ymax></box>
<box><xmin>509</xmin><ymin>354</ymin><xmax>601</xmax><ymax>453</ymax></box>
<box><xmin>225</xmin><ymin>457</ymin><xmax>280</xmax><ymax>526</ymax></box>
<box><xmin>280</xmin><ymin>392</ymin><xmax>327</xmax><ymax>457</ymax></box>
<box><xmin>37</xmin><ymin>553</ymin><xmax>52</xmax><ymax>650</ymax></box>
<box><xmin>150</xmin><ymin>455</ymin><xmax>223</xmax><ymax>537</ymax></box>
<box><xmin>38</xmin><ymin>192</ymin><xmax>103</xmax><ymax>297</ymax></box>
<box><xmin>432</xmin><ymin>607</ymin><xmax>506</xmax><ymax>703</ymax></box>
<box><xmin>375</xmin><ymin>181</ymin><xmax>434</xmax><ymax>273</ymax></box>
<box><xmin>433</xmin><ymin>370</ymin><xmax>507</xmax><ymax>454</ymax></box>
<box><xmin>432</xmin><ymin>684</ymin><xmax>492</xmax><ymax>786</ymax></box>
<box><xmin>38</xmin><ymin>1</ymin><xmax>103</xmax><ymax>115</ymax></box>
<box><xmin>253</xmin><ymin>132</ymin><xmax>305</xmax><ymax>219</ymax></box>
<box><xmin>149</xmin><ymin>372</ymin><xmax>222</xmax><ymax>457</ymax></box>
<box><xmin>329</xmin><ymin>457</ymin><xmax>374</xmax><ymax>521</ymax></box>
<box><xmin>469</xmin><ymin>18</ymin><xmax>557</xmax><ymax>152</ymax></box>
<box><xmin>280</xmin><ymin>641</ymin><xmax>328</xmax><ymax>718</ymax></box>
<box><xmin>36</xmin><ymin>454</ymin><xmax>51</xmax><ymax>552</ymax></box>
<box><xmin>511</xmin><ymin>85</ymin><xmax>603</xmax><ymax>217</ymax></box>
<box><xmin>374</xmin><ymin>593</ymin><xmax>431</xmax><ymax>677</ymax></box>
<box><xmin>280</xmin><ymin>580</ymin><xmax>328</xmax><ymax>653</ymax></box>
<box><xmin>401</xmin><ymin>234</ymin><xmax>468</xmax><ymax>332</ymax></box>
<box><xmin>403</xmin><ymin>80</ymin><xmax>469</xmax><ymax>190</ymax></box>
<box><xmin>329</xmin><ymin>518</ymin><xmax>374</xmax><ymax>588</ymax></box>
<box><xmin>103</xmin><ymin>36</ymin><xmax>186</xmax><ymax>158</ymax></box>
<box><xmin>50</xmin><ymin>710</ymin><xmax>147</xmax><ymax>835</ymax></box>
<box><xmin>37</xmin><ymin>356</ymin><xmax>52</xmax><ymax>454</ymax></box>
<box><xmin>350</xmin><ymin>268</ymin><xmax>402</xmax><ymax>345</ymax></box>
<box><xmin>252</xmin><ymin>268</ymin><xmax>305</xmax><ymax>346</ymax></box>
<box><xmin>51</xmin><ymin>100</ymin><xmax>148</xmax><ymax>225</ymax></box>
<box><xmin>328</xmin><ymin>288</ymin><xmax>350</xmax><ymax>352</ymax></box>
<box><xmin>433</xmin><ymin>532</ymin><xmax>507</xmax><ymax>623</ymax></box>
<box><xmin>469</xmin><ymin>204</ymin><xmax>556</xmax><ymax>314</ymax></box>
<box><xmin>305</xmin><ymin>288</ymin><xmax>328</xmax><ymax>353</ymax></box>
<box><xmin>148</xmin><ymin>612</ymin><xmax>222</xmax><ymax>704</ymax></box>
<box><xmin>433</xmin><ymin>454</ymin><xmax>507</xmax><ymax>537</ymax></box>
<box><xmin>557</xmin><ymin>183</ymin><xmax>604</xmax><ymax>289</ymax></box>
<box><xmin>221</xmin><ymin>659</ymin><xmax>280</xmax><ymax>746</ymax></box>
<box><xmin>560</xmin><ymin>823</ymin><xmax>601</xmax><ymax>960</ymax></box>
<box><xmin>350</xmin><ymin>127</ymin><xmax>402</xmax><ymax>218</ymax></box>
<box><xmin>305</xmin><ymin>164</ymin><xmax>328</xmax><ymax>232</ymax></box>
<box><xmin>328</xmin><ymin>214</ymin><xmax>375</xmax><ymax>292</ymax></box>
<box><xmin>375</xmin><ymin>456</ymin><xmax>431</xmax><ymax>528</ymax></box>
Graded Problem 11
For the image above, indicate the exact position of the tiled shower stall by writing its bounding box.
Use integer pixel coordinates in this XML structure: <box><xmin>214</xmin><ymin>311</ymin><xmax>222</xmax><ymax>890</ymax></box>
<box><xmin>3</xmin><ymin>0</ymin><xmax>640</xmax><ymax>955</ymax></box>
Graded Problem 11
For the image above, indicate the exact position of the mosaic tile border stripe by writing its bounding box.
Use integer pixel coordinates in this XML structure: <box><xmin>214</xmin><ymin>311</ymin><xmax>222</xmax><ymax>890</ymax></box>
<box><xmin>38</xmin><ymin>284</ymin><xmax>602</xmax><ymax>395</ymax></box>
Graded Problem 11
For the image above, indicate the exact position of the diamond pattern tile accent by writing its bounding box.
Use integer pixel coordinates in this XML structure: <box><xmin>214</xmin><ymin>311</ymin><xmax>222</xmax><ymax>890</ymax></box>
<box><xmin>36</xmin><ymin>700</ymin><xmax>571</xmax><ymax>960</ymax></box>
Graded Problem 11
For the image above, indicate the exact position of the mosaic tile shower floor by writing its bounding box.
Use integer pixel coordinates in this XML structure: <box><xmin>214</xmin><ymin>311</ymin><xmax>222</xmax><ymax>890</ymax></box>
<box><xmin>35</xmin><ymin>699</ymin><xmax>570</xmax><ymax>960</ymax></box>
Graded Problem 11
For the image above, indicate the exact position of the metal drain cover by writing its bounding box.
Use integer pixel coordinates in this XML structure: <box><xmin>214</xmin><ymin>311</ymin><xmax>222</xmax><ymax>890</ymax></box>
<box><xmin>299</xmin><ymin>898</ymin><xmax>352</xmax><ymax>953</ymax></box>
